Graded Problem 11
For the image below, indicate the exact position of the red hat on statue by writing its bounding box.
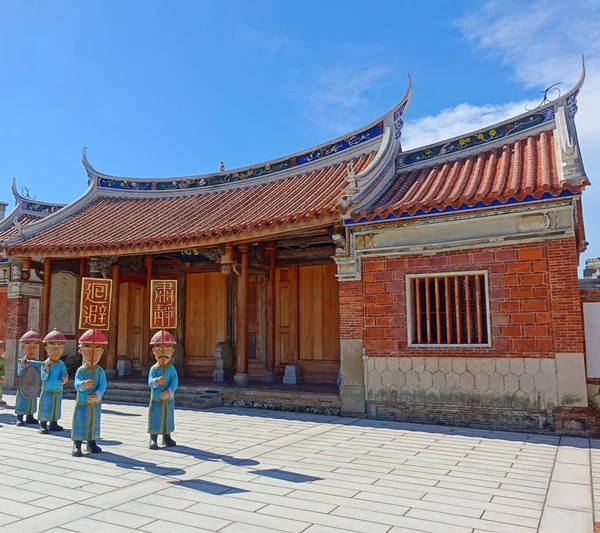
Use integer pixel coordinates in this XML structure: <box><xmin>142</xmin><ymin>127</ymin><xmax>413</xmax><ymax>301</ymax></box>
<box><xmin>79</xmin><ymin>329</ymin><xmax>108</xmax><ymax>345</ymax></box>
<box><xmin>150</xmin><ymin>330</ymin><xmax>176</xmax><ymax>345</ymax></box>
<box><xmin>43</xmin><ymin>329</ymin><xmax>68</xmax><ymax>343</ymax></box>
<box><xmin>20</xmin><ymin>329</ymin><xmax>43</xmax><ymax>343</ymax></box>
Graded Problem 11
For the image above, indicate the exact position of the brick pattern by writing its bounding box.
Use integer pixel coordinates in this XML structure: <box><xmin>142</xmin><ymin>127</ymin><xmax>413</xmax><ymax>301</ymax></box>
<box><xmin>6</xmin><ymin>294</ymin><xmax>32</xmax><ymax>340</ymax></box>
<box><xmin>0</xmin><ymin>286</ymin><xmax>7</xmax><ymax>340</ymax></box>
<box><xmin>339</xmin><ymin>280</ymin><xmax>363</xmax><ymax>340</ymax></box>
<box><xmin>547</xmin><ymin>238</ymin><xmax>585</xmax><ymax>354</ymax></box>
<box><xmin>358</xmin><ymin>238</ymin><xmax>580</xmax><ymax>358</ymax></box>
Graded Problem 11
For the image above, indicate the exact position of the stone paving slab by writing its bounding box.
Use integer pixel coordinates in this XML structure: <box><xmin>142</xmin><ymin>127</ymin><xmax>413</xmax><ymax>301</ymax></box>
<box><xmin>0</xmin><ymin>392</ymin><xmax>596</xmax><ymax>532</ymax></box>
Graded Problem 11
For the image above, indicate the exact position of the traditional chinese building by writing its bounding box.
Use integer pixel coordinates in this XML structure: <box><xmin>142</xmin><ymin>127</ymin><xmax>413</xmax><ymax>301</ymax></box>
<box><xmin>1</xmin><ymin>64</ymin><xmax>594</xmax><ymax>431</ymax></box>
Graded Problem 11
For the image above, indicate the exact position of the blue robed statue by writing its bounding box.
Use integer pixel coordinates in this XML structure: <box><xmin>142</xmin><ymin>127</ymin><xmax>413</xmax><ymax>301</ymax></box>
<box><xmin>38</xmin><ymin>329</ymin><xmax>69</xmax><ymax>434</ymax></box>
<box><xmin>71</xmin><ymin>329</ymin><xmax>107</xmax><ymax>457</ymax></box>
<box><xmin>15</xmin><ymin>329</ymin><xmax>44</xmax><ymax>426</ymax></box>
<box><xmin>148</xmin><ymin>329</ymin><xmax>178</xmax><ymax>449</ymax></box>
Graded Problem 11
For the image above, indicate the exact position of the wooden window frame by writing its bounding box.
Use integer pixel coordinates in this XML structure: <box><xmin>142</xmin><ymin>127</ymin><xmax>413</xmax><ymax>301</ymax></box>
<box><xmin>406</xmin><ymin>271</ymin><xmax>492</xmax><ymax>348</ymax></box>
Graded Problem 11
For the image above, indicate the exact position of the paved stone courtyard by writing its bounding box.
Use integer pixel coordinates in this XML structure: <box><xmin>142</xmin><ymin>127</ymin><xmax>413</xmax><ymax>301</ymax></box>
<box><xmin>0</xmin><ymin>393</ymin><xmax>596</xmax><ymax>533</ymax></box>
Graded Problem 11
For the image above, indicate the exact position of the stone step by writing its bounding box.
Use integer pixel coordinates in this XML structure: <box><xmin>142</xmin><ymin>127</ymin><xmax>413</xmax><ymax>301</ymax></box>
<box><xmin>101</xmin><ymin>387</ymin><xmax>223</xmax><ymax>409</ymax></box>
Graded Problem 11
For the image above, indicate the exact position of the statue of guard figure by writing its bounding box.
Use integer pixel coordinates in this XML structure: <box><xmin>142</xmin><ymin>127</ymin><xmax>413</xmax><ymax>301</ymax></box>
<box><xmin>38</xmin><ymin>329</ymin><xmax>69</xmax><ymax>434</ymax></box>
<box><xmin>71</xmin><ymin>329</ymin><xmax>107</xmax><ymax>457</ymax></box>
<box><xmin>15</xmin><ymin>330</ymin><xmax>44</xmax><ymax>426</ymax></box>
<box><xmin>148</xmin><ymin>330</ymin><xmax>178</xmax><ymax>450</ymax></box>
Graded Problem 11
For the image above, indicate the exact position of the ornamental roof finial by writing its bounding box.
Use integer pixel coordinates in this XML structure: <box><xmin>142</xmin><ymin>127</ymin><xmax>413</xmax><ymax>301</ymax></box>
<box><xmin>219</xmin><ymin>161</ymin><xmax>225</xmax><ymax>172</ymax></box>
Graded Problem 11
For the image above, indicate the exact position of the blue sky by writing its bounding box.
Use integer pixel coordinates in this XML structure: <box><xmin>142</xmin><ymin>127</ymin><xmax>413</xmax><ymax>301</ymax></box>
<box><xmin>1</xmin><ymin>0</ymin><xmax>599</xmax><ymax>266</ymax></box>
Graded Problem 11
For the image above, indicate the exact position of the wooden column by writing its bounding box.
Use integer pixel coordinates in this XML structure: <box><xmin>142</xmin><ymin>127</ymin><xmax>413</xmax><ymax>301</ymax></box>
<box><xmin>76</xmin><ymin>258</ymin><xmax>86</xmax><ymax>340</ymax></box>
<box><xmin>234</xmin><ymin>245</ymin><xmax>249</xmax><ymax>386</ymax></box>
<box><xmin>106</xmin><ymin>263</ymin><xmax>120</xmax><ymax>378</ymax></box>
<box><xmin>265</xmin><ymin>242</ymin><xmax>276</xmax><ymax>382</ymax></box>
<box><xmin>41</xmin><ymin>258</ymin><xmax>52</xmax><ymax>342</ymax></box>
<box><xmin>176</xmin><ymin>269</ymin><xmax>186</xmax><ymax>377</ymax></box>
<box><xmin>142</xmin><ymin>256</ymin><xmax>153</xmax><ymax>368</ymax></box>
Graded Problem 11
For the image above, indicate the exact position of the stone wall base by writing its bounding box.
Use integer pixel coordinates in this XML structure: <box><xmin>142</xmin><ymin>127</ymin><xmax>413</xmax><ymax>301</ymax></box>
<box><xmin>368</xmin><ymin>401</ymin><xmax>600</xmax><ymax>436</ymax></box>
<box><xmin>554</xmin><ymin>406</ymin><xmax>598</xmax><ymax>436</ymax></box>
<box><xmin>221</xmin><ymin>389</ymin><xmax>340</xmax><ymax>416</ymax></box>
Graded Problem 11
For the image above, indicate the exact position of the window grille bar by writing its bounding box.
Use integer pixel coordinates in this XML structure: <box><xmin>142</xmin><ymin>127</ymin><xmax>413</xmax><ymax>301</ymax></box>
<box><xmin>475</xmin><ymin>274</ymin><xmax>483</xmax><ymax>344</ymax></box>
<box><xmin>415</xmin><ymin>278</ymin><xmax>422</xmax><ymax>344</ymax></box>
<box><xmin>465</xmin><ymin>275</ymin><xmax>473</xmax><ymax>344</ymax></box>
<box><xmin>445</xmin><ymin>276</ymin><xmax>452</xmax><ymax>344</ymax></box>
<box><xmin>425</xmin><ymin>278</ymin><xmax>432</xmax><ymax>343</ymax></box>
<box><xmin>454</xmin><ymin>275</ymin><xmax>462</xmax><ymax>344</ymax></box>
<box><xmin>434</xmin><ymin>277</ymin><xmax>441</xmax><ymax>344</ymax></box>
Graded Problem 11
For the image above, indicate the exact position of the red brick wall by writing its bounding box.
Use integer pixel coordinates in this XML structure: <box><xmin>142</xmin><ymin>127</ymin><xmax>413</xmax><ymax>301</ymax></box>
<box><xmin>0</xmin><ymin>286</ymin><xmax>6</xmax><ymax>340</ymax></box>
<box><xmin>339</xmin><ymin>280</ymin><xmax>363</xmax><ymax>340</ymax></box>
<box><xmin>341</xmin><ymin>237</ymin><xmax>583</xmax><ymax>358</ymax></box>
<box><xmin>547</xmin><ymin>238</ymin><xmax>585</xmax><ymax>353</ymax></box>
<box><xmin>6</xmin><ymin>295</ymin><xmax>37</xmax><ymax>340</ymax></box>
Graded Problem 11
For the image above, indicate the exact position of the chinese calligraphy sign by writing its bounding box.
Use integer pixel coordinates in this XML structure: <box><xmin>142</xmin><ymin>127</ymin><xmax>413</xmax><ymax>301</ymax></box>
<box><xmin>150</xmin><ymin>280</ymin><xmax>177</xmax><ymax>329</ymax></box>
<box><xmin>79</xmin><ymin>278</ymin><xmax>113</xmax><ymax>330</ymax></box>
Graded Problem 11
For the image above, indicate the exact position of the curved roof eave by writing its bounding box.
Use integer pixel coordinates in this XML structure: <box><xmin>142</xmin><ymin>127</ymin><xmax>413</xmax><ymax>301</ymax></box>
<box><xmin>396</xmin><ymin>57</ymin><xmax>586</xmax><ymax>169</ymax></box>
<box><xmin>82</xmin><ymin>76</ymin><xmax>413</xmax><ymax>190</ymax></box>
<box><xmin>3</xmin><ymin>183</ymin><xmax>97</xmax><ymax>246</ymax></box>
<box><xmin>349</xmin><ymin>58</ymin><xmax>588</xmax><ymax>222</ymax></box>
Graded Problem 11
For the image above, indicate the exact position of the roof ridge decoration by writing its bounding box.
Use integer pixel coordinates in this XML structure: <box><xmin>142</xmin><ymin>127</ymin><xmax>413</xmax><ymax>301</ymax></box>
<box><xmin>81</xmin><ymin>79</ymin><xmax>412</xmax><ymax>192</ymax></box>
<box><xmin>396</xmin><ymin>58</ymin><xmax>586</xmax><ymax>171</ymax></box>
<box><xmin>10</xmin><ymin>178</ymin><xmax>65</xmax><ymax>215</ymax></box>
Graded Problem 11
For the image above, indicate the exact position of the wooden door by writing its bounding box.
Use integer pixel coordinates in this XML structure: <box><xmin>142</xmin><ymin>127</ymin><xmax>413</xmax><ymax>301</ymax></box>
<box><xmin>298</xmin><ymin>264</ymin><xmax>341</xmax><ymax>382</ymax></box>
<box><xmin>248</xmin><ymin>275</ymin><xmax>267</xmax><ymax>379</ymax></box>
<box><xmin>184</xmin><ymin>272</ymin><xmax>227</xmax><ymax>378</ymax></box>
<box><xmin>117</xmin><ymin>282</ymin><xmax>145</xmax><ymax>372</ymax></box>
<box><xmin>275</xmin><ymin>265</ymin><xmax>299</xmax><ymax>368</ymax></box>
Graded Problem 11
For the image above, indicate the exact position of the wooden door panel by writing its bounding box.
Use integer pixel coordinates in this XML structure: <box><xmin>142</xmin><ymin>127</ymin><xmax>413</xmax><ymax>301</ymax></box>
<box><xmin>275</xmin><ymin>266</ymin><xmax>298</xmax><ymax>366</ymax></box>
<box><xmin>299</xmin><ymin>264</ymin><xmax>340</xmax><ymax>362</ymax></box>
<box><xmin>184</xmin><ymin>272</ymin><xmax>227</xmax><ymax>377</ymax></box>
<box><xmin>117</xmin><ymin>282</ymin><xmax>145</xmax><ymax>372</ymax></box>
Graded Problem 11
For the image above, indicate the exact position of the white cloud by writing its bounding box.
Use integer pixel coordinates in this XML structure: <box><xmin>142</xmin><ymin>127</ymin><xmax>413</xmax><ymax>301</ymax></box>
<box><xmin>402</xmin><ymin>100</ymin><xmax>535</xmax><ymax>150</ymax></box>
<box><xmin>403</xmin><ymin>0</ymin><xmax>600</xmax><ymax>267</ymax></box>
<box><xmin>235</xmin><ymin>23</ymin><xmax>291</xmax><ymax>60</ymax></box>
<box><xmin>287</xmin><ymin>65</ymin><xmax>393</xmax><ymax>135</ymax></box>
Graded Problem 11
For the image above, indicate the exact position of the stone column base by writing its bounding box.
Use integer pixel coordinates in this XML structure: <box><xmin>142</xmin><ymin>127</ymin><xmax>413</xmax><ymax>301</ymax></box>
<box><xmin>340</xmin><ymin>384</ymin><xmax>366</xmax><ymax>416</ymax></box>
<box><xmin>283</xmin><ymin>365</ymin><xmax>301</xmax><ymax>384</ymax></box>
<box><xmin>264</xmin><ymin>371</ymin><xmax>275</xmax><ymax>383</ymax></box>
<box><xmin>234</xmin><ymin>373</ymin><xmax>249</xmax><ymax>386</ymax></box>
<box><xmin>105</xmin><ymin>368</ymin><xmax>119</xmax><ymax>381</ymax></box>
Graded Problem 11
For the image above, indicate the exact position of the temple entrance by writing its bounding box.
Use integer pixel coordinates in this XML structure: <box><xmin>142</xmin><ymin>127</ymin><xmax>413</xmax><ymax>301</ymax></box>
<box><xmin>117</xmin><ymin>281</ymin><xmax>145</xmax><ymax>373</ymax></box>
<box><xmin>276</xmin><ymin>263</ymin><xmax>340</xmax><ymax>383</ymax></box>
<box><xmin>184</xmin><ymin>272</ymin><xmax>227</xmax><ymax>378</ymax></box>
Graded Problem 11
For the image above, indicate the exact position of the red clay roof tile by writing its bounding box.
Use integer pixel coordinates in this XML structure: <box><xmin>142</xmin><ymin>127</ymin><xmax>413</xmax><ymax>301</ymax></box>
<box><xmin>8</xmin><ymin>152</ymin><xmax>375</xmax><ymax>256</ymax></box>
<box><xmin>0</xmin><ymin>214</ymin><xmax>40</xmax><ymax>242</ymax></box>
<box><xmin>356</xmin><ymin>130</ymin><xmax>587</xmax><ymax>221</ymax></box>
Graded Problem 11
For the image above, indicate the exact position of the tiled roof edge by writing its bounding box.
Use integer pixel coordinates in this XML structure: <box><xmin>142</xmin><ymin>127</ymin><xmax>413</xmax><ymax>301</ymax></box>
<box><xmin>81</xmin><ymin>77</ymin><xmax>412</xmax><ymax>193</ymax></box>
<box><xmin>397</xmin><ymin>58</ymin><xmax>586</xmax><ymax>171</ymax></box>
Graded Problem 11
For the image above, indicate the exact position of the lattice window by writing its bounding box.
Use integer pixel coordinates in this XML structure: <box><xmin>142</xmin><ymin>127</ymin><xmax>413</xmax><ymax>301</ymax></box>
<box><xmin>408</xmin><ymin>273</ymin><xmax>489</xmax><ymax>345</ymax></box>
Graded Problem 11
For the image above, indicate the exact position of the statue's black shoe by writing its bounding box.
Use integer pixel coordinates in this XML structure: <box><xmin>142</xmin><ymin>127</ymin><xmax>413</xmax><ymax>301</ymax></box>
<box><xmin>162</xmin><ymin>434</ymin><xmax>177</xmax><ymax>447</ymax></box>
